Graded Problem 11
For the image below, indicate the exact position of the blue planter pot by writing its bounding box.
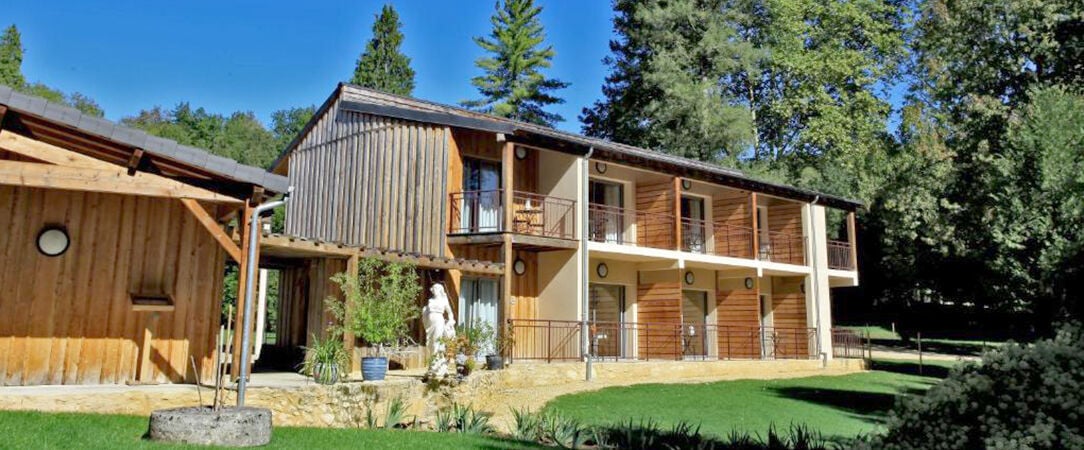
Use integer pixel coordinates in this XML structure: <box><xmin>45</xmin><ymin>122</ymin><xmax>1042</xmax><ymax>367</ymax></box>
<box><xmin>361</xmin><ymin>356</ymin><xmax>388</xmax><ymax>381</ymax></box>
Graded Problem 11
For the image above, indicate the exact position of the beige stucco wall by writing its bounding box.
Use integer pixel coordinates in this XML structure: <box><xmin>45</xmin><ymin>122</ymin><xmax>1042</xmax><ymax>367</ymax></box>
<box><xmin>537</xmin><ymin>249</ymin><xmax>580</xmax><ymax>321</ymax></box>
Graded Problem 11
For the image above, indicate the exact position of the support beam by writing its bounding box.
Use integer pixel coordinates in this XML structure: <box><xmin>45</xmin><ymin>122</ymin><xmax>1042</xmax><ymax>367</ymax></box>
<box><xmin>846</xmin><ymin>211</ymin><xmax>858</xmax><ymax>270</ymax></box>
<box><xmin>344</xmin><ymin>254</ymin><xmax>360</xmax><ymax>374</ymax></box>
<box><xmin>0</xmin><ymin>160</ymin><xmax>243</xmax><ymax>204</ymax></box>
<box><xmin>750</xmin><ymin>193</ymin><xmax>759</xmax><ymax>260</ymax></box>
<box><xmin>0</xmin><ymin>130</ymin><xmax>115</xmax><ymax>169</ymax></box>
<box><xmin>127</xmin><ymin>148</ymin><xmax>145</xmax><ymax>175</ymax></box>
<box><xmin>180</xmin><ymin>198</ymin><xmax>243</xmax><ymax>262</ymax></box>
<box><xmin>232</xmin><ymin>202</ymin><xmax>256</xmax><ymax>379</ymax></box>
<box><xmin>673</xmin><ymin>177</ymin><xmax>682</xmax><ymax>251</ymax></box>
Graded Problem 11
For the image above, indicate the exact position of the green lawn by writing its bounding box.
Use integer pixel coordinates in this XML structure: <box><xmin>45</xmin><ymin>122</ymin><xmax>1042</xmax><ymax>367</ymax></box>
<box><xmin>0</xmin><ymin>410</ymin><xmax>538</xmax><ymax>450</ymax></box>
<box><xmin>543</xmin><ymin>359</ymin><xmax>959</xmax><ymax>441</ymax></box>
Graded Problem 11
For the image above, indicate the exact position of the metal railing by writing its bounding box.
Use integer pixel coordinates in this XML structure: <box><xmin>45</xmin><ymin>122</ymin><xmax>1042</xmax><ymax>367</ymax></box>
<box><xmin>760</xmin><ymin>231</ymin><xmax>806</xmax><ymax>265</ymax></box>
<box><xmin>827</xmin><ymin>240</ymin><xmax>855</xmax><ymax>270</ymax></box>
<box><xmin>680</xmin><ymin>218</ymin><xmax>709</xmax><ymax>253</ymax></box>
<box><xmin>449</xmin><ymin>190</ymin><xmax>576</xmax><ymax>240</ymax></box>
<box><xmin>507</xmin><ymin>319</ymin><xmax>820</xmax><ymax>363</ymax></box>
<box><xmin>587</xmin><ymin>203</ymin><xmax>676</xmax><ymax>250</ymax></box>
<box><xmin>713</xmin><ymin>223</ymin><xmax>754</xmax><ymax>259</ymax></box>
<box><xmin>588</xmin><ymin>203</ymin><xmax>629</xmax><ymax>245</ymax></box>
<box><xmin>831</xmin><ymin>328</ymin><xmax>869</xmax><ymax>359</ymax></box>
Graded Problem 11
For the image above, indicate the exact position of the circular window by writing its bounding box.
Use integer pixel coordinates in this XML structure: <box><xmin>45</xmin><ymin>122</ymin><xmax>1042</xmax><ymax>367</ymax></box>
<box><xmin>596</xmin><ymin>263</ymin><xmax>609</xmax><ymax>278</ymax></box>
<box><xmin>684</xmin><ymin>271</ymin><xmax>695</xmax><ymax>285</ymax></box>
<box><xmin>513</xmin><ymin>258</ymin><xmax>527</xmax><ymax>275</ymax></box>
<box><xmin>595</xmin><ymin>162</ymin><xmax>608</xmax><ymax>174</ymax></box>
<box><xmin>37</xmin><ymin>227</ymin><xmax>70</xmax><ymax>257</ymax></box>
<box><xmin>515</xmin><ymin>146</ymin><xmax>529</xmax><ymax>160</ymax></box>
<box><xmin>744</xmin><ymin>277</ymin><xmax>755</xmax><ymax>290</ymax></box>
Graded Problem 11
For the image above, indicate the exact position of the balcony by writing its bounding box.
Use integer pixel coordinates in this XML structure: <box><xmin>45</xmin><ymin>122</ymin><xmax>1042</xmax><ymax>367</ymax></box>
<box><xmin>588</xmin><ymin>203</ymin><xmax>674</xmax><ymax>249</ymax></box>
<box><xmin>713</xmin><ymin>223</ymin><xmax>754</xmax><ymax>258</ymax></box>
<box><xmin>759</xmin><ymin>231</ymin><xmax>805</xmax><ymax>265</ymax></box>
<box><xmin>827</xmin><ymin>240</ymin><xmax>855</xmax><ymax>270</ymax></box>
<box><xmin>680</xmin><ymin>218</ymin><xmax>709</xmax><ymax>253</ymax></box>
<box><xmin>449</xmin><ymin>190</ymin><xmax>577</xmax><ymax>240</ymax></box>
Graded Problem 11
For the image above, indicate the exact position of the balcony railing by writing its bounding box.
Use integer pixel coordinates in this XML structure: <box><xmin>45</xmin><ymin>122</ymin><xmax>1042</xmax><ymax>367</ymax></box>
<box><xmin>827</xmin><ymin>240</ymin><xmax>855</xmax><ymax>270</ymax></box>
<box><xmin>588</xmin><ymin>203</ymin><xmax>675</xmax><ymax>250</ymax></box>
<box><xmin>681</xmin><ymin>218</ymin><xmax>709</xmax><ymax>253</ymax></box>
<box><xmin>831</xmin><ymin>328</ymin><xmax>869</xmax><ymax>359</ymax></box>
<box><xmin>449</xmin><ymin>190</ymin><xmax>576</xmax><ymax>240</ymax></box>
<box><xmin>760</xmin><ymin>231</ymin><xmax>805</xmax><ymax>265</ymax></box>
<box><xmin>713</xmin><ymin>223</ymin><xmax>754</xmax><ymax>258</ymax></box>
<box><xmin>507</xmin><ymin>319</ymin><xmax>820</xmax><ymax>362</ymax></box>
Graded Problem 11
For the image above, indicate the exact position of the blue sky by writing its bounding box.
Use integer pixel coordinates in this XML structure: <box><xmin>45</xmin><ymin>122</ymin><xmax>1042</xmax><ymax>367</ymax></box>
<box><xmin>5</xmin><ymin>1</ymin><xmax>616</xmax><ymax>133</ymax></box>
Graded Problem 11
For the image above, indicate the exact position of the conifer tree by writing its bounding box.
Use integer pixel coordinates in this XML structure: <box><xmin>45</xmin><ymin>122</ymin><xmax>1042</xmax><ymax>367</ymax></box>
<box><xmin>462</xmin><ymin>0</ymin><xmax>569</xmax><ymax>127</ymax></box>
<box><xmin>351</xmin><ymin>4</ymin><xmax>415</xmax><ymax>96</ymax></box>
<box><xmin>0</xmin><ymin>25</ymin><xmax>26</xmax><ymax>88</ymax></box>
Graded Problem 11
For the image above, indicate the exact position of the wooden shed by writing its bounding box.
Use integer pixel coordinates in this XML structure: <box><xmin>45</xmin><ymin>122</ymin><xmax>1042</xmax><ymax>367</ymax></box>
<box><xmin>0</xmin><ymin>86</ymin><xmax>289</xmax><ymax>386</ymax></box>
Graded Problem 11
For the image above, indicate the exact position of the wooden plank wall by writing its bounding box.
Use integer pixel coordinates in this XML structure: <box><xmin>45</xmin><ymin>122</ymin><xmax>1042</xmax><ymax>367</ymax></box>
<box><xmin>767</xmin><ymin>201</ymin><xmax>804</xmax><ymax>264</ymax></box>
<box><xmin>303</xmin><ymin>258</ymin><xmax>348</xmax><ymax>347</ymax></box>
<box><xmin>275</xmin><ymin>266</ymin><xmax>309</xmax><ymax>348</ymax></box>
<box><xmin>636</xmin><ymin>279</ymin><xmax>681</xmax><ymax>359</ymax></box>
<box><xmin>0</xmin><ymin>186</ymin><xmax>225</xmax><ymax>385</ymax></box>
<box><xmin>635</xmin><ymin>180</ymin><xmax>675</xmax><ymax>249</ymax></box>
<box><xmin>712</xmin><ymin>189</ymin><xmax>754</xmax><ymax>258</ymax></box>
<box><xmin>510</xmin><ymin>251</ymin><xmax>538</xmax><ymax>321</ymax></box>
<box><xmin>716</xmin><ymin>282</ymin><xmax>760</xmax><ymax>358</ymax></box>
<box><xmin>770</xmin><ymin>276</ymin><xmax>809</xmax><ymax>357</ymax></box>
<box><xmin>286</xmin><ymin>101</ymin><xmax>450</xmax><ymax>258</ymax></box>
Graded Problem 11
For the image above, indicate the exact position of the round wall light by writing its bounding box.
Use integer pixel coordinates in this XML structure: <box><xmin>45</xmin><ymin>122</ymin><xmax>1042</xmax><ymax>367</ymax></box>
<box><xmin>684</xmin><ymin>271</ymin><xmax>695</xmax><ymax>285</ymax></box>
<box><xmin>513</xmin><ymin>258</ymin><xmax>527</xmax><ymax>275</ymax></box>
<box><xmin>37</xmin><ymin>226</ymin><xmax>70</xmax><ymax>257</ymax></box>
<box><xmin>514</xmin><ymin>146</ymin><xmax>529</xmax><ymax>160</ymax></box>
<box><xmin>681</xmin><ymin>179</ymin><xmax>693</xmax><ymax>190</ymax></box>
<box><xmin>596</xmin><ymin>262</ymin><xmax>609</xmax><ymax>278</ymax></box>
<box><xmin>744</xmin><ymin>277</ymin><xmax>755</xmax><ymax>289</ymax></box>
<box><xmin>595</xmin><ymin>162</ymin><xmax>608</xmax><ymax>174</ymax></box>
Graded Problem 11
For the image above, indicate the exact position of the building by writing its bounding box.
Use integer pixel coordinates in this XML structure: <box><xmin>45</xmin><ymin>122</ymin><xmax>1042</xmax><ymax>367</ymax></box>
<box><xmin>0</xmin><ymin>85</ymin><xmax>289</xmax><ymax>385</ymax></box>
<box><xmin>271</xmin><ymin>84</ymin><xmax>859</xmax><ymax>364</ymax></box>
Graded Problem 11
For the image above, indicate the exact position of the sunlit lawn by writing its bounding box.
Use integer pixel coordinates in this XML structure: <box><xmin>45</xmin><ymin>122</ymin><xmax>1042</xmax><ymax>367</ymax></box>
<box><xmin>0</xmin><ymin>410</ymin><xmax>539</xmax><ymax>450</ymax></box>
<box><xmin>543</xmin><ymin>358</ymin><xmax>962</xmax><ymax>441</ymax></box>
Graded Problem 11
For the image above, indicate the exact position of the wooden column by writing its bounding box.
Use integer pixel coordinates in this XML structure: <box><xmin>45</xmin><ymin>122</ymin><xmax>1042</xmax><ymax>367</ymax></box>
<box><xmin>500</xmin><ymin>143</ymin><xmax>515</xmax><ymax>327</ymax></box>
<box><xmin>344</xmin><ymin>254</ymin><xmax>360</xmax><ymax>373</ymax></box>
<box><xmin>846</xmin><ymin>211</ymin><xmax>858</xmax><ymax>270</ymax></box>
<box><xmin>673</xmin><ymin>178</ymin><xmax>682</xmax><ymax>251</ymax></box>
<box><xmin>231</xmin><ymin>200</ymin><xmax>257</xmax><ymax>379</ymax></box>
<box><xmin>750</xmin><ymin>193</ymin><xmax>759</xmax><ymax>260</ymax></box>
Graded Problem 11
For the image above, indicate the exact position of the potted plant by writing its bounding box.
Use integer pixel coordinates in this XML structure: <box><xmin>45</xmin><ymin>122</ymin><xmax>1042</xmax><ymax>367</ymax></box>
<box><xmin>448</xmin><ymin>325</ymin><xmax>486</xmax><ymax>376</ymax></box>
<box><xmin>300</xmin><ymin>332</ymin><xmax>349</xmax><ymax>385</ymax></box>
<box><xmin>327</xmin><ymin>258</ymin><xmax>421</xmax><ymax>382</ymax></box>
<box><xmin>486</xmin><ymin>323</ymin><xmax>514</xmax><ymax>370</ymax></box>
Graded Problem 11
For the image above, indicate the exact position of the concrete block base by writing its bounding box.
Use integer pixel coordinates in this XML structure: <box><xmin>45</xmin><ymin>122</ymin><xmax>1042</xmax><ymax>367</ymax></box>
<box><xmin>147</xmin><ymin>406</ymin><xmax>272</xmax><ymax>447</ymax></box>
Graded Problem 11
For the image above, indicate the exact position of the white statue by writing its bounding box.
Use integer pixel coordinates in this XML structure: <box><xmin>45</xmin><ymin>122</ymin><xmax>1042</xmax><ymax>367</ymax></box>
<box><xmin>422</xmin><ymin>283</ymin><xmax>456</xmax><ymax>377</ymax></box>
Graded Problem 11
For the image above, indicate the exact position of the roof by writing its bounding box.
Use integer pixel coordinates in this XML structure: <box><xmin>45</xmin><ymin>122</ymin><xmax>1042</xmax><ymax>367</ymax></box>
<box><xmin>276</xmin><ymin>83</ymin><xmax>863</xmax><ymax>210</ymax></box>
<box><xmin>0</xmin><ymin>84</ymin><xmax>290</xmax><ymax>195</ymax></box>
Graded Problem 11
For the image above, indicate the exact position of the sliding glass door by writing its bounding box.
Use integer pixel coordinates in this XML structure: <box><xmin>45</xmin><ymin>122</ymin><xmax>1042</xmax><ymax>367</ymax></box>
<box><xmin>461</xmin><ymin>158</ymin><xmax>502</xmax><ymax>233</ymax></box>
<box><xmin>459</xmin><ymin>277</ymin><xmax>500</xmax><ymax>355</ymax></box>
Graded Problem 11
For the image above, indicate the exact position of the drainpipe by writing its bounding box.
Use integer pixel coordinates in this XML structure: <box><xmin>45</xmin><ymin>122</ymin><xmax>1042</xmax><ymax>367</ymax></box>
<box><xmin>237</xmin><ymin>187</ymin><xmax>293</xmax><ymax>407</ymax></box>
<box><xmin>581</xmin><ymin>147</ymin><xmax>594</xmax><ymax>381</ymax></box>
<box><xmin>808</xmin><ymin>195</ymin><xmax>826</xmax><ymax>366</ymax></box>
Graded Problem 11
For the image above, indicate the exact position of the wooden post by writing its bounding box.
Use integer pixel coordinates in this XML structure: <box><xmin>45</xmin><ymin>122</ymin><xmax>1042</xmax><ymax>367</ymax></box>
<box><xmin>917</xmin><ymin>332</ymin><xmax>924</xmax><ymax>375</ymax></box>
<box><xmin>750</xmin><ymin>193</ymin><xmax>759</xmax><ymax>260</ymax></box>
<box><xmin>846</xmin><ymin>211</ymin><xmax>858</xmax><ymax>270</ymax></box>
<box><xmin>500</xmin><ymin>142</ymin><xmax>515</xmax><ymax>328</ymax></box>
<box><xmin>231</xmin><ymin>201</ymin><xmax>257</xmax><ymax>379</ymax></box>
<box><xmin>673</xmin><ymin>178</ymin><xmax>682</xmax><ymax>251</ymax></box>
<box><xmin>344</xmin><ymin>254</ymin><xmax>360</xmax><ymax>374</ymax></box>
<box><xmin>502</xmin><ymin>142</ymin><xmax>515</xmax><ymax>234</ymax></box>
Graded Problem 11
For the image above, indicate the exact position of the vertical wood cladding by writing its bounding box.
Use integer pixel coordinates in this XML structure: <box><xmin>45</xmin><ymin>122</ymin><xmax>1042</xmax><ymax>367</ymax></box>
<box><xmin>636</xmin><ymin>279</ymin><xmax>682</xmax><ymax>358</ymax></box>
<box><xmin>286</xmin><ymin>99</ymin><xmax>450</xmax><ymax>258</ymax></box>
<box><xmin>716</xmin><ymin>285</ymin><xmax>761</xmax><ymax>358</ymax></box>
<box><xmin>635</xmin><ymin>180</ymin><xmax>675</xmax><ymax>249</ymax></box>
<box><xmin>0</xmin><ymin>186</ymin><xmax>225</xmax><ymax>385</ymax></box>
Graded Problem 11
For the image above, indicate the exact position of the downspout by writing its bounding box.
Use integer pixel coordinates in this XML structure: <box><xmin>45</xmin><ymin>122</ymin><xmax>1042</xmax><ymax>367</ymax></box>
<box><xmin>808</xmin><ymin>195</ymin><xmax>825</xmax><ymax>364</ymax></box>
<box><xmin>237</xmin><ymin>186</ymin><xmax>293</xmax><ymax>407</ymax></box>
<box><xmin>581</xmin><ymin>147</ymin><xmax>594</xmax><ymax>381</ymax></box>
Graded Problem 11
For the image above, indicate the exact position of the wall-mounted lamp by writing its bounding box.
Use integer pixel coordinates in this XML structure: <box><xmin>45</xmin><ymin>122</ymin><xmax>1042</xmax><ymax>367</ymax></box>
<box><xmin>744</xmin><ymin>277</ymin><xmax>755</xmax><ymax>289</ymax></box>
<box><xmin>514</xmin><ymin>146</ymin><xmax>529</xmax><ymax>160</ymax></box>
<box><xmin>513</xmin><ymin>258</ymin><xmax>527</xmax><ymax>275</ymax></box>
<box><xmin>596</xmin><ymin>262</ymin><xmax>609</xmax><ymax>278</ymax></box>
<box><xmin>37</xmin><ymin>226</ymin><xmax>70</xmax><ymax>257</ymax></box>
<box><xmin>681</xmin><ymin>179</ymin><xmax>693</xmax><ymax>190</ymax></box>
<box><xmin>595</xmin><ymin>162</ymin><xmax>608</xmax><ymax>174</ymax></box>
<box><xmin>684</xmin><ymin>271</ymin><xmax>695</xmax><ymax>285</ymax></box>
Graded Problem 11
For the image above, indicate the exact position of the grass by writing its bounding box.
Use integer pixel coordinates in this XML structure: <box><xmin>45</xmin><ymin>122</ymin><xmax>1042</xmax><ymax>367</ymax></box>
<box><xmin>0</xmin><ymin>410</ymin><xmax>539</xmax><ymax>450</ymax></box>
<box><xmin>543</xmin><ymin>359</ymin><xmax>960</xmax><ymax>441</ymax></box>
<box><xmin>837</xmin><ymin>325</ymin><xmax>1003</xmax><ymax>356</ymax></box>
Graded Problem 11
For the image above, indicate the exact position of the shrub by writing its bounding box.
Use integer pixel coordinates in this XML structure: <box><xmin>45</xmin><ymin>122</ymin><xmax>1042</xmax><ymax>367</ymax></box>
<box><xmin>433</xmin><ymin>403</ymin><xmax>494</xmax><ymax>434</ymax></box>
<box><xmin>869</xmin><ymin>324</ymin><xmax>1084</xmax><ymax>449</ymax></box>
<box><xmin>326</xmin><ymin>258</ymin><xmax>421</xmax><ymax>355</ymax></box>
<box><xmin>298</xmin><ymin>332</ymin><xmax>349</xmax><ymax>383</ymax></box>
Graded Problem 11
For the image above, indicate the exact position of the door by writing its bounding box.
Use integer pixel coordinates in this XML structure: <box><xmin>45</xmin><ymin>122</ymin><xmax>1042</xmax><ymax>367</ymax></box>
<box><xmin>682</xmin><ymin>290</ymin><xmax>709</xmax><ymax>357</ymax></box>
<box><xmin>462</xmin><ymin>158</ymin><xmax>502</xmax><ymax>233</ymax></box>
<box><xmin>458</xmin><ymin>277</ymin><xmax>500</xmax><ymax>355</ymax></box>
<box><xmin>589</xmin><ymin>284</ymin><xmax>626</xmax><ymax>358</ymax></box>
<box><xmin>681</xmin><ymin>196</ymin><xmax>706</xmax><ymax>253</ymax></box>
<box><xmin>589</xmin><ymin>180</ymin><xmax>624</xmax><ymax>243</ymax></box>
<box><xmin>759</xmin><ymin>293</ymin><xmax>774</xmax><ymax>358</ymax></box>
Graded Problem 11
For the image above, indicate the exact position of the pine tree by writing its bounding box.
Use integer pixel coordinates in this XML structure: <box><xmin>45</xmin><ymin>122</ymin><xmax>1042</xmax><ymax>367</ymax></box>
<box><xmin>0</xmin><ymin>25</ymin><xmax>26</xmax><ymax>88</ymax></box>
<box><xmin>462</xmin><ymin>0</ymin><xmax>569</xmax><ymax>127</ymax></box>
<box><xmin>350</xmin><ymin>4</ymin><xmax>415</xmax><ymax>96</ymax></box>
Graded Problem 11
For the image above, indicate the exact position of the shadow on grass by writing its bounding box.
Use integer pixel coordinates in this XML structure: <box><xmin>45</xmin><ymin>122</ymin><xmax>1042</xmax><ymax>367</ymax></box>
<box><xmin>869</xmin><ymin>359</ymin><xmax>954</xmax><ymax>379</ymax></box>
<box><xmin>870</xmin><ymin>338</ymin><xmax>993</xmax><ymax>357</ymax></box>
<box><xmin>768</xmin><ymin>387</ymin><xmax>899</xmax><ymax>424</ymax></box>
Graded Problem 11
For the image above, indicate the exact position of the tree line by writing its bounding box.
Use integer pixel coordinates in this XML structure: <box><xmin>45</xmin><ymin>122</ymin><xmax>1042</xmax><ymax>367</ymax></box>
<box><xmin>3</xmin><ymin>0</ymin><xmax>1081</xmax><ymax>335</ymax></box>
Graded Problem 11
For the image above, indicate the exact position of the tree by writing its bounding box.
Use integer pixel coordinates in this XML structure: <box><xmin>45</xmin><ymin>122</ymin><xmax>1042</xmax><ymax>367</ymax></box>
<box><xmin>350</xmin><ymin>4</ymin><xmax>415</xmax><ymax>96</ymax></box>
<box><xmin>462</xmin><ymin>0</ymin><xmax>570</xmax><ymax>127</ymax></box>
<box><xmin>0</xmin><ymin>25</ymin><xmax>25</xmax><ymax>88</ymax></box>
<box><xmin>270</xmin><ymin>105</ymin><xmax>316</xmax><ymax>151</ymax></box>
